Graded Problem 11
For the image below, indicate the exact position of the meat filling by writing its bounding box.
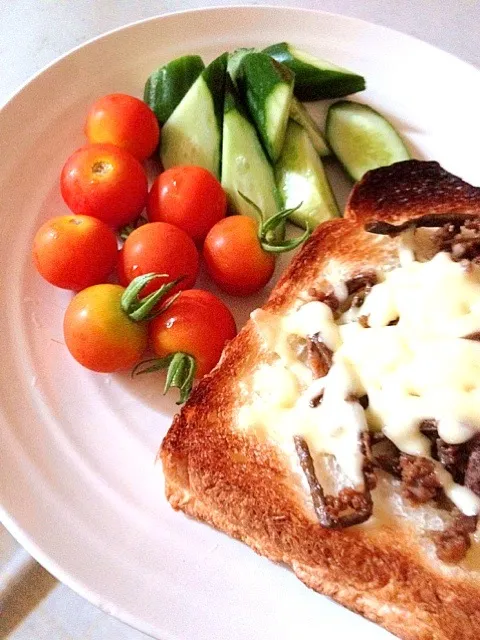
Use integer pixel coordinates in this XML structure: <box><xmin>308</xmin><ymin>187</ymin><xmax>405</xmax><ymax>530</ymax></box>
<box><xmin>295</xmin><ymin>435</ymin><xmax>373</xmax><ymax>529</ymax></box>
<box><xmin>295</xmin><ymin>249</ymin><xmax>480</xmax><ymax>562</ymax></box>
<box><xmin>436</xmin><ymin>217</ymin><xmax>480</xmax><ymax>262</ymax></box>
<box><xmin>432</xmin><ymin>512</ymin><xmax>478</xmax><ymax>564</ymax></box>
<box><xmin>399</xmin><ymin>455</ymin><xmax>442</xmax><ymax>504</ymax></box>
<box><xmin>364</xmin><ymin>213</ymin><xmax>475</xmax><ymax>237</ymax></box>
<box><xmin>306</xmin><ymin>334</ymin><xmax>332</xmax><ymax>380</ymax></box>
<box><xmin>465</xmin><ymin>446</ymin><xmax>480</xmax><ymax>497</ymax></box>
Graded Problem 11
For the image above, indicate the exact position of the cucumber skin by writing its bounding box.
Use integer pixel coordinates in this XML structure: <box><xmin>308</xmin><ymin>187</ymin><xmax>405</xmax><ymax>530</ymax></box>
<box><xmin>227</xmin><ymin>48</ymin><xmax>255</xmax><ymax>84</ymax></box>
<box><xmin>222</xmin><ymin>75</ymin><xmax>283</xmax><ymax>238</ymax></box>
<box><xmin>202</xmin><ymin>52</ymin><xmax>229</xmax><ymax>133</ymax></box>
<box><xmin>263</xmin><ymin>42</ymin><xmax>365</xmax><ymax>101</ymax></box>
<box><xmin>289</xmin><ymin>97</ymin><xmax>330</xmax><ymax>157</ymax></box>
<box><xmin>144</xmin><ymin>55</ymin><xmax>205</xmax><ymax>125</ymax></box>
<box><xmin>236</xmin><ymin>52</ymin><xmax>294</xmax><ymax>162</ymax></box>
<box><xmin>326</xmin><ymin>100</ymin><xmax>411</xmax><ymax>182</ymax></box>
<box><xmin>160</xmin><ymin>53</ymin><xmax>228</xmax><ymax>178</ymax></box>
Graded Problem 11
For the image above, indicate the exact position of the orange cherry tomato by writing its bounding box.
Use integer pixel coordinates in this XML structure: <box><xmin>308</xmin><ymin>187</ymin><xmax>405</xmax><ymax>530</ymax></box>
<box><xmin>32</xmin><ymin>215</ymin><xmax>118</xmax><ymax>290</ymax></box>
<box><xmin>203</xmin><ymin>215</ymin><xmax>275</xmax><ymax>296</ymax></box>
<box><xmin>60</xmin><ymin>143</ymin><xmax>148</xmax><ymax>227</ymax></box>
<box><xmin>63</xmin><ymin>284</ymin><xmax>148</xmax><ymax>372</ymax></box>
<box><xmin>85</xmin><ymin>93</ymin><xmax>160</xmax><ymax>161</ymax></box>
<box><xmin>147</xmin><ymin>165</ymin><xmax>227</xmax><ymax>244</ymax></box>
<box><xmin>149</xmin><ymin>289</ymin><xmax>236</xmax><ymax>378</ymax></box>
<box><xmin>120</xmin><ymin>222</ymin><xmax>199</xmax><ymax>296</ymax></box>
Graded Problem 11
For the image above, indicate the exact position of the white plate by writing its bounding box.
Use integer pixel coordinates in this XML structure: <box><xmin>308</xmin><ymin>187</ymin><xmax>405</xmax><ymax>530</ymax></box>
<box><xmin>1</xmin><ymin>6</ymin><xmax>480</xmax><ymax>639</ymax></box>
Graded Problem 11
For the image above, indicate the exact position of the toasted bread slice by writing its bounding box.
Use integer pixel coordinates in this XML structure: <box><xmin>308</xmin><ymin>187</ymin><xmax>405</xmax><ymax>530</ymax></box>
<box><xmin>160</xmin><ymin>160</ymin><xmax>480</xmax><ymax>640</ymax></box>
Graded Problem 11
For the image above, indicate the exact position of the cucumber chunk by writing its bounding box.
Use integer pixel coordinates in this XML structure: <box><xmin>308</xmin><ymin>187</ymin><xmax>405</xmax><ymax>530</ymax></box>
<box><xmin>326</xmin><ymin>100</ymin><xmax>411</xmax><ymax>181</ymax></box>
<box><xmin>289</xmin><ymin>97</ymin><xmax>330</xmax><ymax>157</ymax></box>
<box><xmin>160</xmin><ymin>53</ymin><xmax>227</xmax><ymax>178</ymax></box>
<box><xmin>227</xmin><ymin>47</ymin><xmax>255</xmax><ymax>83</ymax></box>
<box><xmin>275</xmin><ymin>120</ymin><xmax>339</xmax><ymax>230</ymax></box>
<box><xmin>263</xmin><ymin>42</ymin><xmax>365</xmax><ymax>101</ymax></box>
<box><xmin>144</xmin><ymin>55</ymin><xmax>205</xmax><ymax>125</ymax></box>
<box><xmin>221</xmin><ymin>75</ymin><xmax>280</xmax><ymax>230</ymax></box>
<box><xmin>236</xmin><ymin>52</ymin><xmax>294</xmax><ymax>163</ymax></box>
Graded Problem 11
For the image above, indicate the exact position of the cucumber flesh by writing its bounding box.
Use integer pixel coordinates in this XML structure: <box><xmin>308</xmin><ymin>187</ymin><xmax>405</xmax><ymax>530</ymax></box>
<box><xmin>144</xmin><ymin>55</ymin><xmax>205</xmax><ymax>125</ymax></box>
<box><xmin>263</xmin><ymin>42</ymin><xmax>365</xmax><ymax>101</ymax></box>
<box><xmin>326</xmin><ymin>100</ymin><xmax>411</xmax><ymax>181</ymax></box>
<box><xmin>275</xmin><ymin>120</ymin><xmax>339</xmax><ymax>230</ymax></box>
<box><xmin>289</xmin><ymin>97</ymin><xmax>330</xmax><ymax>157</ymax></box>
<box><xmin>160</xmin><ymin>53</ymin><xmax>227</xmax><ymax>178</ymax></box>
<box><xmin>222</xmin><ymin>76</ymin><xmax>280</xmax><ymax>230</ymax></box>
<box><xmin>236</xmin><ymin>52</ymin><xmax>294</xmax><ymax>163</ymax></box>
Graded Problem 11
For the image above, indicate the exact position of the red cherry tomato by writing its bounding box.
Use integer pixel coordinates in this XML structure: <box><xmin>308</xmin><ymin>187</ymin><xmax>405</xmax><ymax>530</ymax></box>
<box><xmin>149</xmin><ymin>289</ymin><xmax>236</xmax><ymax>378</ymax></box>
<box><xmin>63</xmin><ymin>284</ymin><xmax>148</xmax><ymax>372</ymax></box>
<box><xmin>84</xmin><ymin>93</ymin><xmax>160</xmax><ymax>161</ymax></box>
<box><xmin>203</xmin><ymin>215</ymin><xmax>275</xmax><ymax>296</ymax></box>
<box><xmin>116</xmin><ymin>246</ymin><xmax>129</xmax><ymax>287</ymax></box>
<box><xmin>32</xmin><ymin>214</ymin><xmax>118</xmax><ymax>290</ymax></box>
<box><xmin>60</xmin><ymin>143</ymin><xmax>148</xmax><ymax>227</ymax></box>
<box><xmin>120</xmin><ymin>222</ymin><xmax>199</xmax><ymax>296</ymax></box>
<box><xmin>147</xmin><ymin>165</ymin><xmax>227</xmax><ymax>244</ymax></box>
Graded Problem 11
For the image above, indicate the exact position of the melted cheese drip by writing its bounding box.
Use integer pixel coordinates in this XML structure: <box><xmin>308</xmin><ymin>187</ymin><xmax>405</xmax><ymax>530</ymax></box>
<box><xmin>243</xmin><ymin>252</ymin><xmax>480</xmax><ymax>516</ymax></box>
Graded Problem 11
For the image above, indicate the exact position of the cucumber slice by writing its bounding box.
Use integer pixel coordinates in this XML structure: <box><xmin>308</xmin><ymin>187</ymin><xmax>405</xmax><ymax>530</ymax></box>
<box><xmin>227</xmin><ymin>47</ymin><xmax>255</xmax><ymax>83</ymax></box>
<box><xmin>222</xmin><ymin>75</ymin><xmax>281</xmax><ymax>232</ymax></box>
<box><xmin>160</xmin><ymin>53</ymin><xmax>228</xmax><ymax>178</ymax></box>
<box><xmin>236</xmin><ymin>52</ymin><xmax>294</xmax><ymax>163</ymax></box>
<box><xmin>289</xmin><ymin>97</ymin><xmax>330</xmax><ymax>157</ymax></box>
<box><xmin>326</xmin><ymin>100</ymin><xmax>411</xmax><ymax>181</ymax></box>
<box><xmin>275</xmin><ymin>120</ymin><xmax>339</xmax><ymax>230</ymax></box>
<box><xmin>143</xmin><ymin>55</ymin><xmax>205</xmax><ymax>125</ymax></box>
<box><xmin>263</xmin><ymin>42</ymin><xmax>365</xmax><ymax>101</ymax></box>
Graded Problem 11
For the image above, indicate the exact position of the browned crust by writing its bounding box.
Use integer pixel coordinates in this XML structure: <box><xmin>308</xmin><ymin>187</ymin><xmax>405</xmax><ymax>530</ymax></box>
<box><xmin>160</xmin><ymin>161</ymin><xmax>480</xmax><ymax>640</ymax></box>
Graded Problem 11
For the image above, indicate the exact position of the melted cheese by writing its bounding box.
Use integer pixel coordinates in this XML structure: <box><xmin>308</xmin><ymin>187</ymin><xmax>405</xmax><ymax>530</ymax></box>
<box><xmin>245</xmin><ymin>252</ymin><xmax>480</xmax><ymax>516</ymax></box>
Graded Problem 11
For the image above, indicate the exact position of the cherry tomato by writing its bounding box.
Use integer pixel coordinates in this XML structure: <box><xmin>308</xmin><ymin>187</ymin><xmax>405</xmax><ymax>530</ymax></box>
<box><xmin>116</xmin><ymin>246</ymin><xmax>129</xmax><ymax>287</ymax></box>
<box><xmin>63</xmin><ymin>284</ymin><xmax>148</xmax><ymax>372</ymax></box>
<box><xmin>60</xmin><ymin>143</ymin><xmax>148</xmax><ymax>227</ymax></box>
<box><xmin>32</xmin><ymin>214</ymin><xmax>118</xmax><ymax>290</ymax></box>
<box><xmin>149</xmin><ymin>289</ymin><xmax>236</xmax><ymax>378</ymax></box>
<box><xmin>147</xmin><ymin>166</ymin><xmax>227</xmax><ymax>244</ymax></box>
<box><xmin>85</xmin><ymin>93</ymin><xmax>160</xmax><ymax>161</ymax></box>
<box><xmin>203</xmin><ymin>215</ymin><xmax>275</xmax><ymax>296</ymax></box>
<box><xmin>120</xmin><ymin>222</ymin><xmax>199</xmax><ymax>296</ymax></box>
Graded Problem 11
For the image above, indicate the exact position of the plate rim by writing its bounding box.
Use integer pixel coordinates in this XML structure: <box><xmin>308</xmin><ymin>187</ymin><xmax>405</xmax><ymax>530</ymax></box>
<box><xmin>1</xmin><ymin>5</ymin><xmax>480</xmax><ymax>638</ymax></box>
<box><xmin>2</xmin><ymin>3</ymin><xmax>479</xmax><ymax>114</ymax></box>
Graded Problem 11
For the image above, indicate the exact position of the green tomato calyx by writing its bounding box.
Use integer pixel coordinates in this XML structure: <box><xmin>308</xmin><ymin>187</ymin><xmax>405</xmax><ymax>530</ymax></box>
<box><xmin>119</xmin><ymin>215</ymin><xmax>147</xmax><ymax>241</ymax></box>
<box><xmin>238</xmin><ymin>191</ymin><xmax>310</xmax><ymax>254</ymax></box>
<box><xmin>121</xmin><ymin>273</ymin><xmax>183</xmax><ymax>322</ymax></box>
<box><xmin>132</xmin><ymin>353</ymin><xmax>196</xmax><ymax>404</ymax></box>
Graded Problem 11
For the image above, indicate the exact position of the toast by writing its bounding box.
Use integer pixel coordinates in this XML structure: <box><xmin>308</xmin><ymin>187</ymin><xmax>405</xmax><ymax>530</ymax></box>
<box><xmin>160</xmin><ymin>160</ymin><xmax>480</xmax><ymax>640</ymax></box>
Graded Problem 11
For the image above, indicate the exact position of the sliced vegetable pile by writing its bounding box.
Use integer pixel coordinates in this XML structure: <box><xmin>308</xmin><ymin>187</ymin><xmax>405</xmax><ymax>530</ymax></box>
<box><xmin>146</xmin><ymin>42</ymin><xmax>410</xmax><ymax>231</ymax></box>
<box><xmin>33</xmin><ymin>42</ymin><xmax>411</xmax><ymax>403</ymax></box>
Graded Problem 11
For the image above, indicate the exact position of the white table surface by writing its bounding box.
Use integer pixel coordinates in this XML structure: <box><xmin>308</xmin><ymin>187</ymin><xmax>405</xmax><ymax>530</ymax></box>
<box><xmin>1</xmin><ymin>1</ymin><xmax>479</xmax><ymax>638</ymax></box>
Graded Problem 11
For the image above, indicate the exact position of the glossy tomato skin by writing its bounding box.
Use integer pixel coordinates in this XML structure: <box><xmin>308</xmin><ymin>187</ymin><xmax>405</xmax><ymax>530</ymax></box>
<box><xmin>120</xmin><ymin>222</ymin><xmax>199</xmax><ymax>296</ymax></box>
<box><xmin>32</xmin><ymin>215</ymin><xmax>118</xmax><ymax>290</ymax></box>
<box><xmin>203</xmin><ymin>215</ymin><xmax>275</xmax><ymax>296</ymax></box>
<box><xmin>85</xmin><ymin>93</ymin><xmax>160</xmax><ymax>161</ymax></box>
<box><xmin>147</xmin><ymin>165</ymin><xmax>227</xmax><ymax>244</ymax></box>
<box><xmin>149</xmin><ymin>289</ymin><xmax>236</xmax><ymax>378</ymax></box>
<box><xmin>60</xmin><ymin>143</ymin><xmax>148</xmax><ymax>227</ymax></box>
<box><xmin>63</xmin><ymin>284</ymin><xmax>148</xmax><ymax>372</ymax></box>
<box><xmin>116</xmin><ymin>246</ymin><xmax>129</xmax><ymax>287</ymax></box>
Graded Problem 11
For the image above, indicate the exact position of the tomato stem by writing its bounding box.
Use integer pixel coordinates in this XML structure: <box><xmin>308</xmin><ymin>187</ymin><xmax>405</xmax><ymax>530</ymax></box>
<box><xmin>132</xmin><ymin>352</ymin><xmax>196</xmax><ymax>404</ymax></box>
<box><xmin>237</xmin><ymin>191</ymin><xmax>310</xmax><ymax>254</ymax></box>
<box><xmin>119</xmin><ymin>215</ymin><xmax>148</xmax><ymax>241</ymax></box>
<box><xmin>121</xmin><ymin>273</ymin><xmax>183</xmax><ymax>322</ymax></box>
